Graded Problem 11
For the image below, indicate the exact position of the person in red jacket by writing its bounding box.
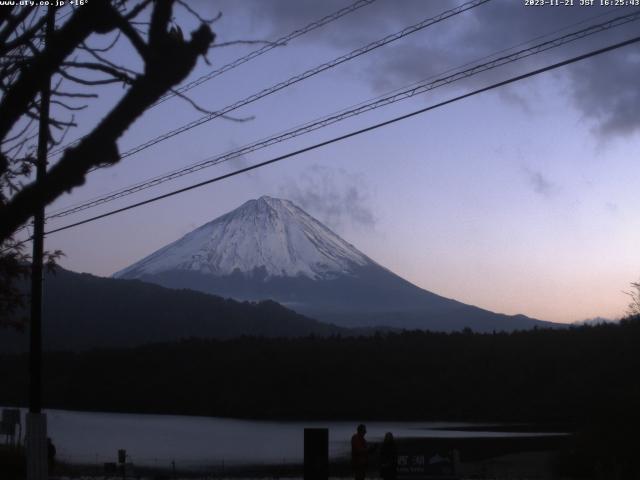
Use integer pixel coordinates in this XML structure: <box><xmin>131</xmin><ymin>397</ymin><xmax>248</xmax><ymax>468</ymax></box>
<box><xmin>351</xmin><ymin>424</ymin><xmax>368</xmax><ymax>480</ymax></box>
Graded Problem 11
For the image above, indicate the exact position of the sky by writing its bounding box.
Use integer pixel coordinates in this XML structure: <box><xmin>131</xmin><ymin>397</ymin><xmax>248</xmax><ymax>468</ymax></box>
<box><xmin>20</xmin><ymin>0</ymin><xmax>640</xmax><ymax>324</ymax></box>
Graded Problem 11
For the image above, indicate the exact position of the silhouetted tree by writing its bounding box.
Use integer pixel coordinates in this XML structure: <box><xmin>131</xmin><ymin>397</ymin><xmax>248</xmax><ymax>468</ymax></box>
<box><xmin>625</xmin><ymin>279</ymin><xmax>640</xmax><ymax>317</ymax></box>
<box><xmin>0</xmin><ymin>0</ymin><xmax>217</xmax><ymax>326</ymax></box>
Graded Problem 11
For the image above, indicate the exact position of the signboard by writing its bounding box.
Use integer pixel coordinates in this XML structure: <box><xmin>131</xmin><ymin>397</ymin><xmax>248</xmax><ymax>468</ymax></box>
<box><xmin>398</xmin><ymin>453</ymin><xmax>427</xmax><ymax>475</ymax></box>
<box><xmin>1</xmin><ymin>408</ymin><xmax>20</xmax><ymax>425</ymax></box>
<box><xmin>397</xmin><ymin>452</ymin><xmax>456</xmax><ymax>478</ymax></box>
<box><xmin>1</xmin><ymin>409</ymin><xmax>20</xmax><ymax>443</ymax></box>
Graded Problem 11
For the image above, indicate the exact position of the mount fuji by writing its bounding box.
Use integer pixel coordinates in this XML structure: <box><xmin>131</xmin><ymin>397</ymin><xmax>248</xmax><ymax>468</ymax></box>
<box><xmin>114</xmin><ymin>196</ymin><xmax>554</xmax><ymax>331</ymax></box>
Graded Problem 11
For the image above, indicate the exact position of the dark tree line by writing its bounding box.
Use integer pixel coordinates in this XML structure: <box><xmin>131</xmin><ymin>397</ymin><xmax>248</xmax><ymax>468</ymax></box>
<box><xmin>1</xmin><ymin>317</ymin><xmax>639</xmax><ymax>424</ymax></box>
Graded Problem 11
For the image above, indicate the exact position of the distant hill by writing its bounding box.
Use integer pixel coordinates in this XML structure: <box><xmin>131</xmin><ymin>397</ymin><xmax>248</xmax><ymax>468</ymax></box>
<box><xmin>0</xmin><ymin>267</ymin><xmax>345</xmax><ymax>352</ymax></box>
<box><xmin>115</xmin><ymin>196</ymin><xmax>557</xmax><ymax>332</ymax></box>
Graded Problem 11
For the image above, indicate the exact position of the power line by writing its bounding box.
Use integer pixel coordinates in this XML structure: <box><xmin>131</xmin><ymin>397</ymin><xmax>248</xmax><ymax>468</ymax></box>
<box><xmin>44</xmin><ymin>6</ymin><xmax>625</xmax><ymax>218</ymax></box>
<box><xmin>116</xmin><ymin>0</ymin><xmax>490</xmax><ymax>160</ymax></box>
<box><xmin>47</xmin><ymin>0</ymin><xmax>377</xmax><ymax>158</ymax></box>
<box><xmin>3</xmin><ymin>32</ymin><xmax>637</xmax><ymax>254</ymax></box>
<box><xmin>44</xmin><ymin>11</ymin><xmax>640</xmax><ymax>221</ymax></box>
<box><xmin>153</xmin><ymin>0</ymin><xmax>377</xmax><ymax>107</ymax></box>
<box><xmin>51</xmin><ymin>0</ymin><xmax>491</xmax><ymax>166</ymax></box>
<box><xmin>39</xmin><ymin>34</ymin><xmax>640</xmax><ymax>239</ymax></box>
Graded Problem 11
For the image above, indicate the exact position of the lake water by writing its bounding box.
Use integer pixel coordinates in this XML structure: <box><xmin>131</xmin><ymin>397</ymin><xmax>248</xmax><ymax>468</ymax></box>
<box><xmin>5</xmin><ymin>407</ymin><xmax>562</xmax><ymax>469</ymax></box>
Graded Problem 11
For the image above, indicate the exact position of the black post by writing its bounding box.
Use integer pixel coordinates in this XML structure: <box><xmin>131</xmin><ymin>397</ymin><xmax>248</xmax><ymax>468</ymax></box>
<box><xmin>29</xmin><ymin>3</ymin><xmax>54</xmax><ymax>417</ymax></box>
<box><xmin>304</xmin><ymin>428</ymin><xmax>329</xmax><ymax>480</ymax></box>
<box><xmin>26</xmin><ymin>7</ymin><xmax>54</xmax><ymax>480</ymax></box>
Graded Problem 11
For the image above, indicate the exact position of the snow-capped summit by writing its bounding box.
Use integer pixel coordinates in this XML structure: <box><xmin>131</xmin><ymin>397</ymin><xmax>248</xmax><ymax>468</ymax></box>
<box><xmin>113</xmin><ymin>195</ymin><xmax>554</xmax><ymax>332</ymax></box>
<box><xmin>113</xmin><ymin>196</ymin><xmax>373</xmax><ymax>280</ymax></box>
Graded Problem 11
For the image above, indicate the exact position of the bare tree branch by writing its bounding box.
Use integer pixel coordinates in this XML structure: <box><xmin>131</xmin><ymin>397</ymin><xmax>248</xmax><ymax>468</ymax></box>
<box><xmin>0</xmin><ymin>1</ymin><xmax>225</xmax><ymax>329</ymax></box>
<box><xmin>2</xmin><ymin>117</ymin><xmax>36</xmax><ymax>145</ymax></box>
<box><xmin>0</xmin><ymin>14</ymin><xmax>48</xmax><ymax>57</ymax></box>
<box><xmin>625</xmin><ymin>281</ymin><xmax>640</xmax><ymax>317</ymax></box>
<box><xmin>79</xmin><ymin>41</ymin><xmax>141</xmax><ymax>77</ymax></box>
<box><xmin>0</xmin><ymin>5</ymin><xmax>215</xmax><ymax>241</ymax></box>
<box><xmin>52</xmin><ymin>91</ymin><xmax>99</xmax><ymax>99</ymax></box>
<box><xmin>79</xmin><ymin>30</ymin><xmax>122</xmax><ymax>53</ymax></box>
<box><xmin>113</xmin><ymin>14</ymin><xmax>149</xmax><ymax>60</ymax></box>
<box><xmin>51</xmin><ymin>99</ymin><xmax>88</xmax><ymax>111</ymax></box>
<box><xmin>177</xmin><ymin>1</ymin><xmax>222</xmax><ymax>25</ymax></box>
<box><xmin>0</xmin><ymin>2</ymin><xmax>119</xmax><ymax>146</ymax></box>
<box><xmin>0</xmin><ymin>7</ymin><xmax>32</xmax><ymax>46</ymax></box>
<box><xmin>170</xmin><ymin>87</ymin><xmax>254</xmax><ymax>122</ymax></box>
<box><xmin>62</xmin><ymin>61</ymin><xmax>136</xmax><ymax>84</ymax></box>
<box><xmin>58</xmin><ymin>69</ymin><xmax>126</xmax><ymax>86</ymax></box>
<box><xmin>124</xmin><ymin>0</ymin><xmax>154</xmax><ymax>21</ymax></box>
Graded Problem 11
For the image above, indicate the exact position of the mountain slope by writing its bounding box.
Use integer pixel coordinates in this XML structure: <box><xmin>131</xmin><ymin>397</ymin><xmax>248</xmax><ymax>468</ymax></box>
<box><xmin>114</xmin><ymin>196</ymin><xmax>556</xmax><ymax>332</ymax></box>
<box><xmin>0</xmin><ymin>267</ymin><xmax>345</xmax><ymax>352</ymax></box>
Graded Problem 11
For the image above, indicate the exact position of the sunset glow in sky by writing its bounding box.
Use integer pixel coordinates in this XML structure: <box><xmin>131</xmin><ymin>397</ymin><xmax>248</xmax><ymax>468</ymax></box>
<box><xmin>26</xmin><ymin>0</ymin><xmax>640</xmax><ymax>324</ymax></box>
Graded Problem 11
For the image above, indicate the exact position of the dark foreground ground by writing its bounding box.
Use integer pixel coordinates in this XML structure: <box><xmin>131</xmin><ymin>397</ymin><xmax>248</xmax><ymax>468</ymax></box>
<box><xmin>3</xmin><ymin>430</ymin><xmax>638</xmax><ymax>480</ymax></box>
<box><xmin>2</xmin><ymin>319</ymin><xmax>640</xmax><ymax>478</ymax></box>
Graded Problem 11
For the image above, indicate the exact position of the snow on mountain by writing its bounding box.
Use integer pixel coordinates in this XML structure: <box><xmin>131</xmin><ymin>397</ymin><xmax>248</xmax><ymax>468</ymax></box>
<box><xmin>112</xmin><ymin>196</ymin><xmax>556</xmax><ymax>332</ymax></box>
<box><xmin>113</xmin><ymin>196</ymin><xmax>374</xmax><ymax>280</ymax></box>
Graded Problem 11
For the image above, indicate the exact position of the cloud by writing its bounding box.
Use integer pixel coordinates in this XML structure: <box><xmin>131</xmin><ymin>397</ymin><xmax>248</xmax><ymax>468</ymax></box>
<box><xmin>245</xmin><ymin>0</ymin><xmax>455</xmax><ymax>49</ymax></box>
<box><xmin>227</xmin><ymin>151</ymin><xmax>251</xmax><ymax>170</ymax></box>
<box><xmin>498</xmin><ymin>86</ymin><xmax>534</xmax><ymax>114</ymax></box>
<box><xmin>279</xmin><ymin>165</ymin><xmax>376</xmax><ymax>231</ymax></box>
<box><xmin>604</xmin><ymin>201</ymin><xmax>619</xmax><ymax>214</ymax></box>
<box><xmin>364</xmin><ymin>42</ymin><xmax>456</xmax><ymax>93</ymax></box>
<box><xmin>567</xmin><ymin>49</ymin><xmax>640</xmax><ymax>137</ymax></box>
<box><xmin>222</xmin><ymin>145</ymin><xmax>261</xmax><ymax>182</ymax></box>
<box><xmin>524</xmin><ymin>167</ymin><xmax>558</xmax><ymax>197</ymax></box>
<box><xmin>241</xmin><ymin>0</ymin><xmax>640</xmax><ymax>138</ymax></box>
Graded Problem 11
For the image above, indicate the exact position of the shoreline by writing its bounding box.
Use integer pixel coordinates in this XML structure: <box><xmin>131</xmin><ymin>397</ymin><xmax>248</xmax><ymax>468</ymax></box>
<box><xmin>0</xmin><ymin>403</ymin><xmax>578</xmax><ymax>427</ymax></box>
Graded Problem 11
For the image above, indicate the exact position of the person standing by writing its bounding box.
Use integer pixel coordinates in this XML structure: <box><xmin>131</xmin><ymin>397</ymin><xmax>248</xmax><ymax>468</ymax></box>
<box><xmin>351</xmin><ymin>424</ymin><xmax>368</xmax><ymax>480</ymax></box>
<box><xmin>379</xmin><ymin>432</ymin><xmax>398</xmax><ymax>480</ymax></box>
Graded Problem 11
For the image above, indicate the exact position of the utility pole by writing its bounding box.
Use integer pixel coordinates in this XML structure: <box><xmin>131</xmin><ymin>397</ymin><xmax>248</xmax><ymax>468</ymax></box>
<box><xmin>27</xmin><ymin>6</ymin><xmax>55</xmax><ymax>480</ymax></box>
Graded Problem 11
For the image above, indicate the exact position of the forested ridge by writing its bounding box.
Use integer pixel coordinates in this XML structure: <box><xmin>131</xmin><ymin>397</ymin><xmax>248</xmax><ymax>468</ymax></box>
<box><xmin>0</xmin><ymin>268</ymin><xmax>345</xmax><ymax>352</ymax></box>
<box><xmin>2</xmin><ymin>317</ymin><xmax>638</xmax><ymax>424</ymax></box>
